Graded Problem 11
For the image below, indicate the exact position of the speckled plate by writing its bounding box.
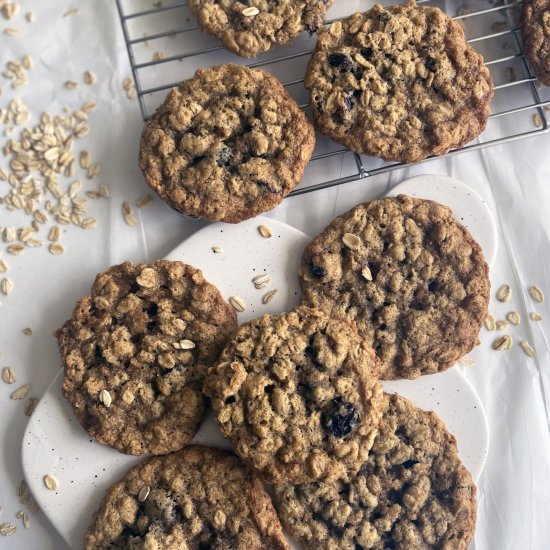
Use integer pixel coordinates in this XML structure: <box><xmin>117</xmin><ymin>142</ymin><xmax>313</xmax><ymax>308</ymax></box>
<box><xmin>22</xmin><ymin>215</ymin><xmax>488</xmax><ymax>549</ymax></box>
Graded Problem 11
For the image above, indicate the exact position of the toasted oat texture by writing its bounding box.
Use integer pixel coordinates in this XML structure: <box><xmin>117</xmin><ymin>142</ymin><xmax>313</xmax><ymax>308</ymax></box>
<box><xmin>85</xmin><ymin>445</ymin><xmax>289</xmax><ymax>550</ymax></box>
<box><xmin>139</xmin><ymin>64</ymin><xmax>315</xmax><ymax>223</ymax></box>
<box><xmin>300</xmin><ymin>195</ymin><xmax>490</xmax><ymax>380</ymax></box>
<box><xmin>188</xmin><ymin>0</ymin><xmax>334</xmax><ymax>58</ymax></box>
<box><xmin>304</xmin><ymin>1</ymin><xmax>494</xmax><ymax>162</ymax></box>
<box><xmin>204</xmin><ymin>306</ymin><xmax>384</xmax><ymax>484</ymax></box>
<box><xmin>523</xmin><ymin>0</ymin><xmax>550</xmax><ymax>86</ymax></box>
<box><xmin>57</xmin><ymin>261</ymin><xmax>237</xmax><ymax>455</ymax></box>
<box><xmin>274</xmin><ymin>394</ymin><xmax>477</xmax><ymax>550</ymax></box>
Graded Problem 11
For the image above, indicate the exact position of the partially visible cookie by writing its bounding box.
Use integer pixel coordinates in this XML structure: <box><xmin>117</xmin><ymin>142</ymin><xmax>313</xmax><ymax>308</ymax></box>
<box><xmin>274</xmin><ymin>394</ymin><xmax>477</xmax><ymax>550</ymax></box>
<box><xmin>188</xmin><ymin>0</ymin><xmax>334</xmax><ymax>58</ymax></box>
<box><xmin>300</xmin><ymin>195</ymin><xmax>490</xmax><ymax>380</ymax></box>
<box><xmin>204</xmin><ymin>306</ymin><xmax>384</xmax><ymax>484</ymax></box>
<box><xmin>522</xmin><ymin>0</ymin><xmax>550</xmax><ymax>86</ymax></box>
<box><xmin>304</xmin><ymin>0</ymin><xmax>494</xmax><ymax>162</ymax></box>
<box><xmin>139</xmin><ymin>64</ymin><xmax>315</xmax><ymax>223</ymax></box>
<box><xmin>57</xmin><ymin>261</ymin><xmax>237</xmax><ymax>455</ymax></box>
<box><xmin>85</xmin><ymin>445</ymin><xmax>290</xmax><ymax>549</ymax></box>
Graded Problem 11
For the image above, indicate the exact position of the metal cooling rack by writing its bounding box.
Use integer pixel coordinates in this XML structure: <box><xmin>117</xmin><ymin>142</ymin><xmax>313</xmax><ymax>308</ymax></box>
<box><xmin>115</xmin><ymin>0</ymin><xmax>550</xmax><ymax>196</ymax></box>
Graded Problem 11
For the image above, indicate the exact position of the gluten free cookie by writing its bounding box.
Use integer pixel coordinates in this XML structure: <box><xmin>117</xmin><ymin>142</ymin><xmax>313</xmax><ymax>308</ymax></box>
<box><xmin>57</xmin><ymin>261</ymin><xmax>237</xmax><ymax>455</ymax></box>
<box><xmin>300</xmin><ymin>195</ymin><xmax>490</xmax><ymax>380</ymax></box>
<box><xmin>188</xmin><ymin>0</ymin><xmax>334</xmax><ymax>58</ymax></box>
<box><xmin>139</xmin><ymin>64</ymin><xmax>315</xmax><ymax>223</ymax></box>
<box><xmin>85</xmin><ymin>445</ymin><xmax>289</xmax><ymax>549</ymax></box>
<box><xmin>204</xmin><ymin>306</ymin><xmax>384</xmax><ymax>484</ymax></box>
<box><xmin>304</xmin><ymin>1</ymin><xmax>494</xmax><ymax>162</ymax></box>
<box><xmin>274</xmin><ymin>394</ymin><xmax>477</xmax><ymax>550</ymax></box>
<box><xmin>522</xmin><ymin>0</ymin><xmax>550</xmax><ymax>86</ymax></box>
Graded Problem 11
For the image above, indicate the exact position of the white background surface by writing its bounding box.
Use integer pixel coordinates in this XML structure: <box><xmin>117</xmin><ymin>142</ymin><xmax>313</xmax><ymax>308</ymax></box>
<box><xmin>1</xmin><ymin>1</ymin><xmax>550</xmax><ymax>549</ymax></box>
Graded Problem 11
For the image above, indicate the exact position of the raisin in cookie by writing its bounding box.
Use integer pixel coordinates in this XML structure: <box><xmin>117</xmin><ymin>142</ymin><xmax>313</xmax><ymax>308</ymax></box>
<box><xmin>204</xmin><ymin>306</ymin><xmax>384</xmax><ymax>484</ymax></box>
<box><xmin>274</xmin><ymin>394</ymin><xmax>477</xmax><ymax>550</ymax></box>
<box><xmin>300</xmin><ymin>195</ymin><xmax>490</xmax><ymax>380</ymax></box>
<box><xmin>188</xmin><ymin>0</ymin><xmax>334</xmax><ymax>58</ymax></box>
<box><xmin>57</xmin><ymin>261</ymin><xmax>237</xmax><ymax>455</ymax></box>
<box><xmin>304</xmin><ymin>1</ymin><xmax>494</xmax><ymax>163</ymax></box>
<box><xmin>523</xmin><ymin>0</ymin><xmax>550</xmax><ymax>86</ymax></box>
<box><xmin>139</xmin><ymin>64</ymin><xmax>315</xmax><ymax>223</ymax></box>
<box><xmin>85</xmin><ymin>445</ymin><xmax>289</xmax><ymax>549</ymax></box>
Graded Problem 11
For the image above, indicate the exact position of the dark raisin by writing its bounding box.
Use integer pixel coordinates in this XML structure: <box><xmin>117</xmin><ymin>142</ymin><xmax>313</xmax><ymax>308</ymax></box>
<box><xmin>129</xmin><ymin>282</ymin><xmax>140</xmax><ymax>294</ymax></box>
<box><xmin>147</xmin><ymin>320</ymin><xmax>157</xmax><ymax>332</ymax></box>
<box><xmin>310</xmin><ymin>264</ymin><xmax>325</xmax><ymax>278</ymax></box>
<box><xmin>353</xmin><ymin>89</ymin><xmax>362</xmax><ymax>98</ymax></box>
<box><xmin>264</xmin><ymin>384</ymin><xmax>275</xmax><ymax>394</ymax></box>
<box><xmin>324</xmin><ymin>398</ymin><xmax>361</xmax><ymax>437</ymax></box>
<box><xmin>356</xmin><ymin>545</ymin><xmax>365</xmax><ymax>550</ymax></box>
<box><xmin>428</xmin><ymin>280</ymin><xmax>438</xmax><ymax>292</ymax></box>
<box><xmin>379</xmin><ymin>11</ymin><xmax>391</xmax><ymax>22</ymax></box>
<box><xmin>215</xmin><ymin>146</ymin><xmax>232</xmax><ymax>167</ymax></box>
<box><xmin>425</xmin><ymin>56</ymin><xmax>437</xmax><ymax>71</ymax></box>
<box><xmin>387</xmin><ymin>488</ymin><xmax>404</xmax><ymax>503</ymax></box>
<box><xmin>256</xmin><ymin>180</ymin><xmax>276</xmax><ymax>193</ymax></box>
<box><xmin>224</xmin><ymin>396</ymin><xmax>236</xmax><ymax>404</ymax></box>
<box><xmin>191</xmin><ymin>155</ymin><xmax>205</xmax><ymax>166</ymax></box>
<box><xmin>402</xmin><ymin>459</ymin><xmax>419</xmax><ymax>468</ymax></box>
<box><xmin>198</xmin><ymin>543</ymin><xmax>210</xmax><ymax>550</ymax></box>
<box><xmin>328</xmin><ymin>52</ymin><xmax>353</xmax><ymax>71</ymax></box>
<box><xmin>344</xmin><ymin>95</ymin><xmax>354</xmax><ymax>112</ymax></box>
<box><xmin>147</xmin><ymin>303</ymin><xmax>158</xmax><ymax>316</ymax></box>
<box><xmin>360</xmin><ymin>47</ymin><xmax>373</xmax><ymax>59</ymax></box>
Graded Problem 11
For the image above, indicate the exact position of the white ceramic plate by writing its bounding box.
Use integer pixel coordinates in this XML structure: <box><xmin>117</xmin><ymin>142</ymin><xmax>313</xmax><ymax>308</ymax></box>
<box><xmin>387</xmin><ymin>174</ymin><xmax>498</xmax><ymax>267</ymax></box>
<box><xmin>23</xmin><ymin>215</ymin><xmax>488</xmax><ymax>549</ymax></box>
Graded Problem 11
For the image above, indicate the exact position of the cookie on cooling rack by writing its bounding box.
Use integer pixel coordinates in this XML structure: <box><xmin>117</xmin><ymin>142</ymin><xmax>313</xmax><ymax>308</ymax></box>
<box><xmin>57</xmin><ymin>260</ymin><xmax>237</xmax><ymax>455</ymax></box>
<box><xmin>300</xmin><ymin>195</ymin><xmax>490</xmax><ymax>380</ymax></box>
<box><xmin>522</xmin><ymin>0</ymin><xmax>550</xmax><ymax>86</ymax></box>
<box><xmin>204</xmin><ymin>306</ymin><xmax>384</xmax><ymax>484</ymax></box>
<box><xmin>274</xmin><ymin>393</ymin><xmax>477</xmax><ymax>550</ymax></box>
<box><xmin>139</xmin><ymin>64</ymin><xmax>315</xmax><ymax>223</ymax></box>
<box><xmin>188</xmin><ymin>0</ymin><xmax>334</xmax><ymax>58</ymax></box>
<box><xmin>85</xmin><ymin>445</ymin><xmax>290</xmax><ymax>549</ymax></box>
<box><xmin>304</xmin><ymin>0</ymin><xmax>494</xmax><ymax>163</ymax></box>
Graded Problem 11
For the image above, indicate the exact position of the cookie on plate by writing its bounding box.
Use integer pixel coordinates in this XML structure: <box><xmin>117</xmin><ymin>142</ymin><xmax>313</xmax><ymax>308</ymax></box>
<box><xmin>188</xmin><ymin>0</ymin><xmax>334</xmax><ymax>58</ymax></box>
<box><xmin>85</xmin><ymin>445</ymin><xmax>290</xmax><ymax>549</ymax></box>
<box><xmin>304</xmin><ymin>0</ymin><xmax>494</xmax><ymax>162</ymax></box>
<box><xmin>274</xmin><ymin>393</ymin><xmax>477</xmax><ymax>550</ymax></box>
<box><xmin>300</xmin><ymin>195</ymin><xmax>490</xmax><ymax>380</ymax></box>
<box><xmin>139</xmin><ymin>64</ymin><xmax>315</xmax><ymax>223</ymax></box>
<box><xmin>204</xmin><ymin>306</ymin><xmax>384</xmax><ymax>484</ymax></box>
<box><xmin>57</xmin><ymin>260</ymin><xmax>237</xmax><ymax>455</ymax></box>
<box><xmin>522</xmin><ymin>0</ymin><xmax>550</xmax><ymax>86</ymax></box>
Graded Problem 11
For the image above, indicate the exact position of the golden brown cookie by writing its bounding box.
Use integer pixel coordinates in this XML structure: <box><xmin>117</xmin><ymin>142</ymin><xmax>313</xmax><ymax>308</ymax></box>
<box><xmin>304</xmin><ymin>1</ymin><xmax>494</xmax><ymax>162</ymax></box>
<box><xmin>188</xmin><ymin>0</ymin><xmax>334</xmax><ymax>58</ymax></box>
<box><xmin>274</xmin><ymin>394</ymin><xmax>477</xmax><ymax>550</ymax></box>
<box><xmin>57</xmin><ymin>261</ymin><xmax>237</xmax><ymax>455</ymax></box>
<box><xmin>522</xmin><ymin>0</ymin><xmax>550</xmax><ymax>86</ymax></box>
<box><xmin>85</xmin><ymin>445</ymin><xmax>289</xmax><ymax>549</ymax></box>
<box><xmin>300</xmin><ymin>195</ymin><xmax>490</xmax><ymax>380</ymax></box>
<box><xmin>139</xmin><ymin>64</ymin><xmax>315</xmax><ymax>223</ymax></box>
<box><xmin>204</xmin><ymin>306</ymin><xmax>384</xmax><ymax>484</ymax></box>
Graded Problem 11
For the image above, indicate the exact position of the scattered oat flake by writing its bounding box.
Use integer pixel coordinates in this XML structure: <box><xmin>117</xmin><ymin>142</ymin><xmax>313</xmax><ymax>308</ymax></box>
<box><xmin>496</xmin><ymin>284</ymin><xmax>512</xmax><ymax>303</ymax></box>
<box><xmin>138</xmin><ymin>485</ymin><xmax>151</xmax><ymax>502</ymax></box>
<box><xmin>533</xmin><ymin>113</ymin><xmax>543</xmax><ymax>128</ymax></box>
<box><xmin>63</xmin><ymin>7</ymin><xmax>79</xmax><ymax>17</ymax></box>
<box><xmin>2</xmin><ymin>367</ymin><xmax>16</xmax><ymax>384</ymax></box>
<box><xmin>459</xmin><ymin>356</ymin><xmax>476</xmax><ymax>366</ymax></box>
<box><xmin>11</xmin><ymin>383</ymin><xmax>31</xmax><ymax>400</ymax></box>
<box><xmin>79</xmin><ymin>150</ymin><xmax>90</xmax><ymax>169</ymax></box>
<box><xmin>0</xmin><ymin>522</ymin><xmax>16</xmax><ymax>536</ymax></box>
<box><xmin>64</xmin><ymin>80</ymin><xmax>78</xmax><ymax>90</ymax></box>
<box><xmin>242</xmin><ymin>6</ymin><xmax>260</xmax><ymax>16</ymax></box>
<box><xmin>342</xmin><ymin>232</ymin><xmax>362</xmax><ymax>250</ymax></box>
<box><xmin>229</xmin><ymin>295</ymin><xmax>246</xmax><ymax>312</ymax></box>
<box><xmin>519</xmin><ymin>340</ymin><xmax>536</xmax><ymax>358</ymax></box>
<box><xmin>484</xmin><ymin>314</ymin><xmax>495</xmax><ymax>331</ymax></box>
<box><xmin>212</xmin><ymin>246</ymin><xmax>222</xmax><ymax>253</ymax></box>
<box><xmin>152</xmin><ymin>51</ymin><xmax>164</xmax><ymax>61</ymax></box>
<box><xmin>99</xmin><ymin>183</ymin><xmax>110</xmax><ymax>198</ymax></box>
<box><xmin>252</xmin><ymin>273</ymin><xmax>271</xmax><ymax>289</ymax></box>
<box><xmin>122</xmin><ymin>77</ymin><xmax>133</xmax><ymax>91</ymax></box>
<box><xmin>137</xmin><ymin>194</ymin><xmax>153</xmax><ymax>208</ymax></box>
<box><xmin>179</xmin><ymin>339</ymin><xmax>196</xmax><ymax>350</ymax></box>
<box><xmin>529</xmin><ymin>285</ymin><xmax>544</xmax><ymax>303</ymax></box>
<box><xmin>530</xmin><ymin>312</ymin><xmax>543</xmax><ymax>321</ymax></box>
<box><xmin>81</xmin><ymin>100</ymin><xmax>96</xmax><ymax>112</ymax></box>
<box><xmin>0</xmin><ymin>278</ymin><xmax>13</xmax><ymax>295</ymax></box>
<box><xmin>25</xmin><ymin>12</ymin><xmax>35</xmax><ymax>23</ymax></box>
<box><xmin>258</xmin><ymin>224</ymin><xmax>272</xmax><ymax>238</ymax></box>
<box><xmin>496</xmin><ymin>320</ymin><xmax>509</xmax><ymax>331</ymax></box>
<box><xmin>4</xmin><ymin>28</ymin><xmax>18</xmax><ymax>36</ymax></box>
<box><xmin>87</xmin><ymin>162</ymin><xmax>100</xmax><ymax>179</ymax></box>
<box><xmin>492</xmin><ymin>334</ymin><xmax>513</xmax><ymax>351</ymax></box>
<box><xmin>7</xmin><ymin>243</ymin><xmax>25</xmax><ymax>255</ymax></box>
<box><xmin>122</xmin><ymin>202</ymin><xmax>137</xmax><ymax>226</ymax></box>
<box><xmin>99</xmin><ymin>389</ymin><xmax>112</xmax><ymax>407</ymax></box>
<box><xmin>83</xmin><ymin>70</ymin><xmax>96</xmax><ymax>85</ymax></box>
<box><xmin>22</xmin><ymin>327</ymin><xmax>32</xmax><ymax>335</ymax></box>
<box><xmin>506</xmin><ymin>311</ymin><xmax>520</xmax><ymax>325</ymax></box>
<box><xmin>43</xmin><ymin>474</ymin><xmax>58</xmax><ymax>491</ymax></box>
<box><xmin>25</xmin><ymin>397</ymin><xmax>39</xmax><ymax>417</ymax></box>
<box><xmin>48</xmin><ymin>226</ymin><xmax>60</xmax><ymax>242</ymax></box>
<box><xmin>262</xmin><ymin>289</ymin><xmax>278</xmax><ymax>304</ymax></box>
<box><xmin>48</xmin><ymin>243</ymin><xmax>65</xmax><ymax>255</ymax></box>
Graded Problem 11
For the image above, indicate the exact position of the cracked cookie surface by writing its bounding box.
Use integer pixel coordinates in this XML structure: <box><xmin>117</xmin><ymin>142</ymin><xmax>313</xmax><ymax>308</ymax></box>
<box><xmin>522</xmin><ymin>0</ymin><xmax>550</xmax><ymax>86</ymax></box>
<box><xmin>304</xmin><ymin>0</ymin><xmax>494</xmax><ymax>162</ymax></box>
<box><xmin>300</xmin><ymin>195</ymin><xmax>490</xmax><ymax>380</ymax></box>
<box><xmin>274</xmin><ymin>394</ymin><xmax>477</xmax><ymax>550</ymax></box>
<box><xmin>204</xmin><ymin>306</ymin><xmax>384</xmax><ymax>484</ymax></box>
<box><xmin>139</xmin><ymin>64</ymin><xmax>315</xmax><ymax>223</ymax></box>
<box><xmin>188</xmin><ymin>0</ymin><xmax>334</xmax><ymax>58</ymax></box>
<box><xmin>57</xmin><ymin>261</ymin><xmax>237</xmax><ymax>455</ymax></box>
<box><xmin>85</xmin><ymin>445</ymin><xmax>289</xmax><ymax>550</ymax></box>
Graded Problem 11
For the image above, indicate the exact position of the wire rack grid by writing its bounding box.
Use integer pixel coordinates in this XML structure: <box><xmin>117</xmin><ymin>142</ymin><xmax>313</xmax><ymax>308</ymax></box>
<box><xmin>115</xmin><ymin>0</ymin><xmax>550</xmax><ymax>196</ymax></box>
